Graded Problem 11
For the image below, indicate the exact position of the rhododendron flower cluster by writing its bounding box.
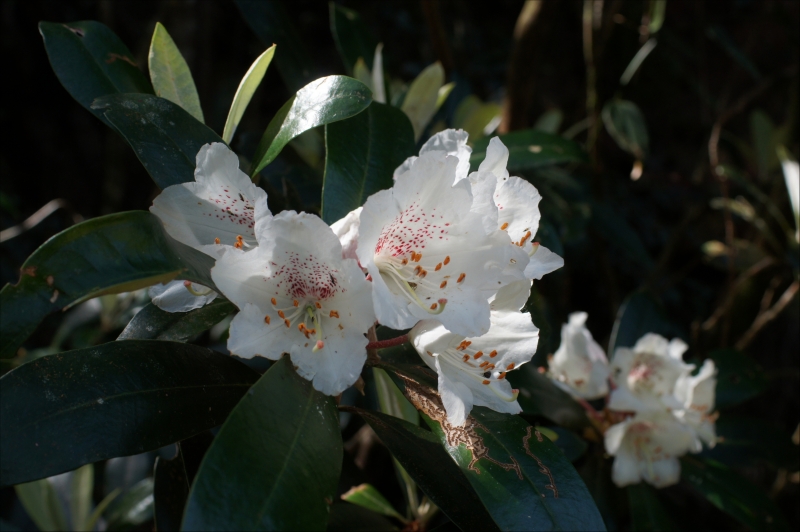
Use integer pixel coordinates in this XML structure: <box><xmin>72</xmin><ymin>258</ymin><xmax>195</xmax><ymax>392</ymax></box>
<box><xmin>147</xmin><ymin>132</ymin><xmax>561</xmax><ymax>415</ymax></box>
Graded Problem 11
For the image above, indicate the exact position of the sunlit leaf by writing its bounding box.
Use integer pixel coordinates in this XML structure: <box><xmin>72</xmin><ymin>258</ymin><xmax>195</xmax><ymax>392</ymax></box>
<box><xmin>106</xmin><ymin>478</ymin><xmax>154</xmax><ymax>531</ymax></box>
<box><xmin>69</xmin><ymin>464</ymin><xmax>94</xmax><ymax>531</ymax></box>
<box><xmin>222</xmin><ymin>45</ymin><xmax>276</xmax><ymax>144</ymax></box>
<box><xmin>341</xmin><ymin>484</ymin><xmax>405</xmax><ymax>521</ymax></box>
<box><xmin>118</xmin><ymin>299</ymin><xmax>235</xmax><ymax>342</ymax></box>
<box><xmin>401</xmin><ymin>62</ymin><xmax>445</xmax><ymax>141</ymax></box>
<box><xmin>148</xmin><ymin>23</ymin><xmax>204</xmax><ymax>123</ymax></box>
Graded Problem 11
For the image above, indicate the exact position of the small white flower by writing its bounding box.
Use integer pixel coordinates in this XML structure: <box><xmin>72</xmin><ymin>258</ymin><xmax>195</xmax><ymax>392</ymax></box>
<box><xmin>605</xmin><ymin>410</ymin><xmax>700</xmax><ymax>488</ymax></box>
<box><xmin>608</xmin><ymin>333</ymin><xmax>695</xmax><ymax>413</ymax></box>
<box><xmin>148</xmin><ymin>143</ymin><xmax>271</xmax><ymax>312</ymax></box>
<box><xmin>409</xmin><ymin>280</ymin><xmax>538</xmax><ymax>426</ymax></box>
<box><xmin>358</xmin><ymin>148</ymin><xmax>527</xmax><ymax>337</ymax></box>
<box><xmin>548</xmin><ymin>312</ymin><xmax>609</xmax><ymax>400</ymax></box>
<box><xmin>211</xmin><ymin>211</ymin><xmax>375</xmax><ymax>396</ymax></box>
<box><xmin>674</xmin><ymin>359</ymin><xmax>718</xmax><ymax>447</ymax></box>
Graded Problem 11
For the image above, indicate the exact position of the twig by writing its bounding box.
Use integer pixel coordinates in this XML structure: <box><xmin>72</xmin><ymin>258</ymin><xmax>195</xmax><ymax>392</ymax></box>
<box><xmin>366</xmin><ymin>325</ymin><xmax>380</xmax><ymax>364</ymax></box>
<box><xmin>582</xmin><ymin>0</ymin><xmax>599</xmax><ymax>164</ymax></box>
<box><xmin>735</xmin><ymin>280</ymin><xmax>799</xmax><ymax>350</ymax></box>
<box><xmin>0</xmin><ymin>199</ymin><xmax>82</xmax><ymax>243</ymax></box>
<box><xmin>366</xmin><ymin>335</ymin><xmax>409</xmax><ymax>350</ymax></box>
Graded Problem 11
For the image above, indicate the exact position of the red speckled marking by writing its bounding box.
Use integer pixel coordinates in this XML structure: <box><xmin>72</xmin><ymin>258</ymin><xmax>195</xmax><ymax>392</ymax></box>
<box><xmin>269</xmin><ymin>251</ymin><xmax>342</xmax><ymax>300</ymax></box>
<box><xmin>201</xmin><ymin>187</ymin><xmax>256</xmax><ymax>233</ymax></box>
<box><xmin>375</xmin><ymin>202</ymin><xmax>450</xmax><ymax>257</ymax></box>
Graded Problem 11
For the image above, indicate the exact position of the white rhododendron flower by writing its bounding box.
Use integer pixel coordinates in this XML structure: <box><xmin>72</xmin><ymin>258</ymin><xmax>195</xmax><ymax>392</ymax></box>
<box><xmin>675</xmin><ymin>359</ymin><xmax>718</xmax><ymax>447</ymax></box>
<box><xmin>409</xmin><ymin>280</ymin><xmax>538</xmax><ymax>426</ymax></box>
<box><xmin>548</xmin><ymin>312</ymin><xmax>609</xmax><ymax>399</ymax></box>
<box><xmin>330</xmin><ymin>206</ymin><xmax>362</xmax><ymax>264</ymax></box>
<box><xmin>358</xmin><ymin>148</ymin><xmax>527</xmax><ymax>337</ymax></box>
<box><xmin>605</xmin><ymin>410</ymin><xmax>701</xmax><ymax>488</ymax></box>
<box><xmin>608</xmin><ymin>333</ymin><xmax>694</xmax><ymax>413</ymax></box>
<box><xmin>211</xmin><ymin>211</ymin><xmax>374</xmax><ymax>396</ymax></box>
<box><xmin>393</xmin><ymin>129</ymin><xmax>472</xmax><ymax>183</ymax></box>
<box><xmin>149</xmin><ymin>143</ymin><xmax>270</xmax><ymax>312</ymax></box>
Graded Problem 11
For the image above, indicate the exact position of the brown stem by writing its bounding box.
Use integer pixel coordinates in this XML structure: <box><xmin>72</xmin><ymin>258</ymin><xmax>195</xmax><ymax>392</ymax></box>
<box><xmin>366</xmin><ymin>335</ymin><xmax>409</xmax><ymax>350</ymax></box>
<box><xmin>366</xmin><ymin>325</ymin><xmax>380</xmax><ymax>364</ymax></box>
<box><xmin>735</xmin><ymin>280</ymin><xmax>799</xmax><ymax>350</ymax></box>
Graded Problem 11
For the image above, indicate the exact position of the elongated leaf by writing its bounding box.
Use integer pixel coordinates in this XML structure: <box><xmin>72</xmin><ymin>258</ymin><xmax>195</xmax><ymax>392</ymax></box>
<box><xmin>234</xmin><ymin>0</ymin><xmax>316</xmax><ymax>91</ymax></box>
<box><xmin>118</xmin><ymin>299</ymin><xmax>235</xmax><ymax>342</ymax></box>
<box><xmin>14</xmin><ymin>478</ymin><xmax>68</xmax><ymax>532</ymax></box>
<box><xmin>0</xmin><ymin>340</ymin><xmax>258</xmax><ymax>486</ymax></box>
<box><xmin>106</xmin><ymin>477</ymin><xmax>154</xmax><ymax>530</ymax></box>
<box><xmin>706</xmin><ymin>349</ymin><xmax>768</xmax><ymax>409</ymax></box>
<box><xmin>601</xmin><ymin>99</ymin><xmax>649</xmax><ymax>159</ymax></box>
<box><xmin>38</xmin><ymin>21</ymin><xmax>152</xmax><ymax>127</ymax></box>
<box><xmin>393</xmin><ymin>372</ymin><xmax>605</xmax><ymax>531</ymax></box>
<box><xmin>608</xmin><ymin>291</ymin><xmax>685</xmax><ymax>358</ymax></box>
<box><xmin>91</xmin><ymin>94</ymin><xmax>224</xmax><ymax>190</ymax></box>
<box><xmin>329</xmin><ymin>3</ymin><xmax>378</xmax><ymax>73</ymax></box>
<box><xmin>470</xmin><ymin>129</ymin><xmax>588</xmax><ymax>172</ymax></box>
<box><xmin>348</xmin><ymin>407</ymin><xmax>499</xmax><ymax>532</ymax></box>
<box><xmin>0</xmin><ymin>211</ymin><xmax>214</xmax><ymax>358</ymax></box>
<box><xmin>250</xmin><ymin>76</ymin><xmax>372</xmax><ymax>176</ymax></box>
<box><xmin>154</xmin><ymin>445</ymin><xmax>189</xmax><ymax>532</ymax></box>
<box><xmin>627</xmin><ymin>483</ymin><xmax>676</xmax><ymax>531</ymax></box>
<box><xmin>507</xmin><ymin>365</ymin><xmax>592</xmax><ymax>432</ymax></box>
<box><xmin>341</xmin><ymin>484</ymin><xmax>404</xmax><ymax>521</ymax></box>
<box><xmin>322</xmin><ymin>102</ymin><xmax>415</xmax><ymax>223</ymax></box>
<box><xmin>222</xmin><ymin>45</ymin><xmax>276</xmax><ymax>144</ymax></box>
<box><xmin>401</xmin><ymin>63</ymin><xmax>445</xmax><ymax>141</ymax></box>
<box><xmin>681</xmin><ymin>457</ymin><xmax>789</xmax><ymax>531</ymax></box>
<box><xmin>70</xmin><ymin>464</ymin><xmax>94</xmax><ymax>531</ymax></box>
<box><xmin>182</xmin><ymin>357</ymin><xmax>341</xmax><ymax>531</ymax></box>
<box><xmin>148</xmin><ymin>23</ymin><xmax>204</xmax><ymax>123</ymax></box>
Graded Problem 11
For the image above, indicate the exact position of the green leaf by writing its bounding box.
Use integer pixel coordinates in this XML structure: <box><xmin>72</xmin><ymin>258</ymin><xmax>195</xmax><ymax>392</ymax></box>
<box><xmin>329</xmin><ymin>3</ymin><xmax>378</xmax><ymax>74</ymax></box>
<box><xmin>700</xmin><ymin>416</ymin><xmax>799</xmax><ymax>470</ymax></box>
<box><xmin>182</xmin><ymin>357</ymin><xmax>341</xmax><ymax>531</ymax></box>
<box><xmin>234</xmin><ymin>0</ymin><xmax>316</xmax><ymax>92</ymax></box>
<box><xmin>70</xmin><ymin>464</ymin><xmax>94</xmax><ymax>531</ymax></box>
<box><xmin>608</xmin><ymin>291</ymin><xmax>685</xmax><ymax>358</ymax></box>
<box><xmin>681</xmin><ymin>457</ymin><xmax>789</xmax><ymax>531</ymax></box>
<box><xmin>118</xmin><ymin>299</ymin><xmax>235</xmax><ymax>342</ymax></box>
<box><xmin>148</xmin><ymin>23</ymin><xmax>204</xmax><ymax>123</ymax></box>
<box><xmin>0</xmin><ymin>211</ymin><xmax>214</xmax><ymax>358</ymax></box>
<box><xmin>507</xmin><ymin>365</ymin><xmax>592</xmax><ymax>432</ymax></box>
<box><xmin>250</xmin><ymin>76</ymin><xmax>373</xmax><ymax>177</ymax></box>
<box><xmin>542</xmin><ymin>427</ymin><xmax>589</xmax><ymax>463</ymax></box>
<box><xmin>401</xmin><ymin>63</ymin><xmax>445</xmax><ymax>141</ymax></box>
<box><xmin>327</xmin><ymin>502</ymin><xmax>397</xmax><ymax>532</ymax></box>
<box><xmin>348</xmin><ymin>407</ymin><xmax>499</xmax><ymax>532</ymax></box>
<box><xmin>391</xmin><ymin>373</ymin><xmax>605</xmax><ymax>531</ymax></box>
<box><xmin>591</xmin><ymin>201</ymin><xmax>654</xmax><ymax>271</ymax></box>
<box><xmin>0</xmin><ymin>340</ymin><xmax>258</xmax><ymax>486</ymax></box>
<box><xmin>453</xmin><ymin>95</ymin><xmax>502</xmax><ymax>141</ymax></box>
<box><xmin>533</xmin><ymin>109</ymin><xmax>564</xmax><ymax>134</ymax></box>
<box><xmin>14</xmin><ymin>478</ymin><xmax>68</xmax><ymax>532</ymax></box>
<box><xmin>601</xmin><ymin>99</ymin><xmax>649</xmax><ymax>159</ymax></box>
<box><xmin>222</xmin><ymin>45</ymin><xmax>276</xmax><ymax>144</ymax></box>
<box><xmin>706</xmin><ymin>349</ymin><xmax>768</xmax><ymax>409</ymax></box>
<box><xmin>154</xmin><ymin>446</ymin><xmax>190</xmax><ymax>532</ymax></box>
<box><xmin>38</xmin><ymin>21</ymin><xmax>152</xmax><ymax>128</ymax></box>
<box><xmin>91</xmin><ymin>94</ymin><xmax>224</xmax><ymax>190</ymax></box>
<box><xmin>469</xmin><ymin>129</ymin><xmax>589</xmax><ymax>172</ymax></box>
<box><xmin>321</xmin><ymin>102</ymin><xmax>415</xmax><ymax>223</ymax></box>
<box><xmin>627</xmin><ymin>483</ymin><xmax>676</xmax><ymax>532</ymax></box>
<box><xmin>106</xmin><ymin>478</ymin><xmax>154</xmax><ymax>531</ymax></box>
<box><xmin>341</xmin><ymin>484</ymin><xmax>405</xmax><ymax>522</ymax></box>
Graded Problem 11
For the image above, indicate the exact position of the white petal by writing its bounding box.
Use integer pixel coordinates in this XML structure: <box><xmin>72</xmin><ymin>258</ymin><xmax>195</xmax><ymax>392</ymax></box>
<box><xmin>604</xmin><ymin>419</ymin><xmax>631</xmax><ymax>455</ymax></box>
<box><xmin>419</xmin><ymin>129</ymin><xmax>472</xmax><ymax>183</ymax></box>
<box><xmin>331</xmin><ymin>207</ymin><xmax>363</xmax><ymax>263</ymax></box>
<box><xmin>490</xmin><ymin>280</ymin><xmax>532</xmax><ymax>312</ymax></box>
<box><xmin>149</xmin><ymin>280</ymin><xmax>217</xmax><ymax>312</ymax></box>
<box><xmin>493</xmin><ymin>175</ymin><xmax>541</xmax><ymax>251</ymax></box>
<box><xmin>526</xmin><ymin>244</ymin><xmax>564</xmax><ymax>280</ymax></box>
<box><xmin>608</xmin><ymin>386</ymin><xmax>649</xmax><ymax>412</ymax></box>
<box><xmin>611</xmin><ymin>452</ymin><xmax>642</xmax><ymax>488</ymax></box>
<box><xmin>633</xmin><ymin>333</ymin><xmax>671</xmax><ymax>357</ymax></box>
<box><xmin>392</xmin><ymin>156</ymin><xmax>417</xmax><ymax>182</ymax></box>
<box><xmin>291</xmin><ymin>326</ymin><xmax>368</xmax><ymax>396</ymax></box>
<box><xmin>668</xmin><ymin>338</ymin><xmax>689</xmax><ymax>360</ymax></box>
<box><xmin>150</xmin><ymin>143</ymin><xmax>270</xmax><ymax>250</ymax></box>
<box><xmin>436</xmin><ymin>357</ymin><xmax>473</xmax><ymax>427</ymax></box>
<box><xmin>477</xmin><ymin>136</ymin><xmax>510</xmax><ymax>182</ymax></box>
<box><xmin>227</xmin><ymin>303</ymin><xmax>296</xmax><ymax>359</ymax></box>
<box><xmin>648</xmin><ymin>457</ymin><xmax>682</xmax><ymax>488</ymax></box>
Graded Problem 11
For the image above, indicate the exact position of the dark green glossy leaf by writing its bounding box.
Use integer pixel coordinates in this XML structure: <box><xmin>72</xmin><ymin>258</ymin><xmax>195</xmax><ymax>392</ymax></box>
<box><xmin>601</xmin><ymin>99</ymin><xmax>649</xmax><ymax>159</ymax></box>
<box><xmin>681</xmin><ymin>457</ymin><xmax>789</xmax><ymax>531</ymax></box>
<box><xmin>322</xmin><ymin>102</ymin><xmax>415</xmax><ymax>224</ymax></box>
<box><xmin>0</xmin><ymin>340</ymin><xmax>258</xmax><ymax>487</ymax></box>
<box><xmin>627</xmin><ymin>483</ymin><xmax>676</xmax><ymax>532</ymax></box>
<box><xmin>329</xmin><ymin>4</ymin><xmax>378</xmax><ymax>74</ymax></box>
<box><xmin>706</xmin><ymin>349</ymin><xmax>768</xmax><ymax>409</ymax></box>
<box><xmin>182</xmin><ymin>357</ymin><xmax>341</xmax><ymax>531</ymax></box>
<box><xmin>591</xmin><ymin>202</ymin><xmax>654</xmax><ymax>271</ymax></box>
<box><xmin>38</xmin><ymin>21</ymin><xmax>152</xmax><ymax>128</ymax></box>
<box><xmin>327</xmin><ymin>502</ymin><xmax>396</xmax><ymax>532</ymax></box>
<box><xmin>106</xmin><ymin>478</ymin><xmax>154</xmax><ymax>531</ymax></box>
<box><xmin>700</xmin><ymin>416</ymin><xmax>799</xmax><ymax>470</ymax></box>
<box><xmin>507</xmin><ymin>365</ymin><xmax>592</xmax><ymax>432</ymax></box>
<box><xmin>118</xmin><ymin>299</ymin><xmax>235</xmax><ymax>342</ymax></box>
<box><xmin>608</xmin><ymin>291</ymin><xmax>685</xmax><ymax>358</ymax></box>
<box><xmin>251</xmin><ymin>76</ymin><xmax>372</xmax><ymax>176</ymax></box>
<box><xmin>234</xmin><ymin>0</ymin><xmax>316</xmax><ymax>91</ymax></box>
<box><xmin>469</xmin><ymin>130</ymin><xmax>588</xmax><ymax>172</ymax></box>
<box><xmin>154</xmin><ymin>445</ymin><xmax>190</xmax><ymax>532</ymax></box>
<box><xmin>91</xmin><ymin>94</ymin><xmax>224</xmax><ymax>190</ymax></box>
<box><xmin>542</xmin><ymin>427</ymin><xmax>589</xmax><ymax>463</ymax></box>
<box><xmin>0</xmin><ymin>211</ymin><xmax>214</xmax><ymax>359</ymax></box>
<box><xmin>347</xmin><ymin>407</ymin><xmax>499</xmax><ymax>532</ymax></box>
<box><xmin>392</xmin><ymin>373</ymin><xmax>605</xmax><ymax>531</ymax></box>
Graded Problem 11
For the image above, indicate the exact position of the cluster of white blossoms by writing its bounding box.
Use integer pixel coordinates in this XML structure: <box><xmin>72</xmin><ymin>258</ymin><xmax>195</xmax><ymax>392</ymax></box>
<box><xmin>147</xmin><ymin>130</ymin><xmax>562</xmax><ymax>423</ymax></box>
<box><xmin>548</xmin><ymin>317</ymin><xmax>718</xmax><ymax>488</ymax></box>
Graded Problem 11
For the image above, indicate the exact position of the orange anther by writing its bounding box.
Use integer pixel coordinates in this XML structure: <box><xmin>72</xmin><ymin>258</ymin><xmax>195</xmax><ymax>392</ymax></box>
<box><xmin>214</xmin><ymin>237</ymin><xmax>221</xmax><ymax>244</ymax></box>
<box><xmin>401</xmin><ymin>258</ymin><xmax>409</xmax><ymax>265</ymax></box>
<box><xmin>271</xmin><ymin>298</ymin><xmax>277</xmax><ymax>306</ymax></box>
<box><xmin>473</xmin><ymin>351</ymin><xmax>484</xmax><ymax>359</ymax></box>
<box><xmin>430</xmin><ymin>302</ymin><xmax>438</xmax><ymax>310</ymax></box>
<box><xmin>329</xmin><ymin>310</ymin><xmax>339</xmax><ymax>318</ymax></box>
<box><xmin>479</xmin><ymin>361</ymin><xmax>489</xmax><ymax>368</ymax></box>
<box><xmin>498</xmin><ymin>372</ymin><xmax>507</xmax><ymax>380</ymax></box>
<box><xmin>482</xmin><ymin>379</ymin><xmax>491</xmax><ymax>385</ymax></box>
<box><xmin>419</xmin><ymin>269</ymin><xmax>427</xmax><ymax>278</ymax></box>
<box><xmin>236</xmin><ymin>235</ymin><xmax>244</xmax><ymax>241</ymax></box>
<box><xmin>264</xmin><ymin>315</ymin><xmax>271</xmax><ymax>324</ymax></box>
<box><xmin>298</xmin><ymin>324</ymin><xmax>306</xmax><ymax>331</ymax></box>
<box><xmin>293</xmin><ymin>299</ymin><xmax>299</xmax><ymax>307</ymax></box>
<box><xmin>500</xmin><ymin>222</ymin><xmax>509</xmax><ymax>230</ymax></box>
<box><xmin>435</xmin><ymin>263</ymin><xmax>442</xmax><ymax>271</ymax></box>
<box><xmin>457</xmin><ymin>273</ymin><xmax>466</xmax><ymax>283</ymax></box>
<box><xmin>507</xmin><ymin>363</ymin><xmax>516</xmax><ymax>370</ymax></box>
<box><xmin>489</xmin><ymin>350</ymin><xmax>498</xmax><ymax>358</ymax></box>
<box><xmin>443</xmin><ymin>256</ymin><xmax>450</xmax><ymax>265</ymax></box>
<box><xmin>463</xmin><ymin>354</ymin><xmax>470</xmax><ymax>362</ymax></box>
<box><xmin>315</xmin><ymin>302</ymin><xmax>322</xmax><ymax>309</ymax></box>
<box><xmin>413</xmin><ymin>265</ymin><xmax>422</xmax><ymax>275</ymax></box>
<box><xmin>284</xmin><ymin>319</ymin><xmax>291</xmax><ymax>327</ymax></box>
<box><xmin>234</xmin><ymin>241</ymin><xmax>243</xmax><ymax>249</ymax></box>
<box><xmin>440</xmin><ymin>280</ymin><xmax>447</xmax><ymax>289</ymax></box>
<box><xmin>278</xmin><ymin>310</ymin><xmax>285</xmax><ymax>319</ymax></box>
